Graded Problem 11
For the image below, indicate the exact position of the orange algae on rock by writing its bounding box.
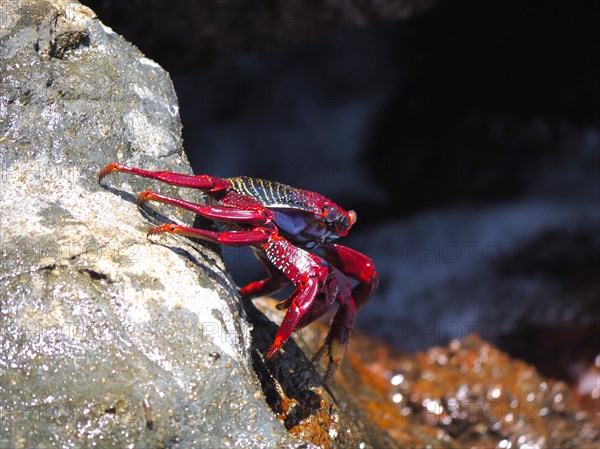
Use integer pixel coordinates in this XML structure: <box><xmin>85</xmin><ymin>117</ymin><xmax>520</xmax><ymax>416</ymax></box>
<box><xmin>251</xmin><ymin>299</ymin><xmax>597</xmax><ymax>448</ymax></box>
<box><xmin>332</xmin><ymin>333</ymin><xmax>598</xmax><ymax>448</ymax></box>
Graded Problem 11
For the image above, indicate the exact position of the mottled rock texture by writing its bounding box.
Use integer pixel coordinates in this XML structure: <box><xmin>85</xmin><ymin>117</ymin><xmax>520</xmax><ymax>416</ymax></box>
<box><xmin>0</xmin><ymin>1</ymin><xmax>301</xmax><ymax>447</ymax></box>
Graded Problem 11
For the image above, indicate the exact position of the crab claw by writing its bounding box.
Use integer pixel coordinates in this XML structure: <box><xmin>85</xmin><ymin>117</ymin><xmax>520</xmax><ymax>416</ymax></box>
<box><xmin>266</xmin><ymin>298</ymin><xmax>303</xmax><ymax>359</ymax></box>
<box><xmin>266</xmin><ymin>274</ymin><xmax>321</xmax><ymax>359</ymax></box>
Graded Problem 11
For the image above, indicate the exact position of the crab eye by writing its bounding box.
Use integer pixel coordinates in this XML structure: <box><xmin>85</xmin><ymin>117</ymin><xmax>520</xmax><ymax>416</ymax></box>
<box><xmin>322</xmin><ymin>206</ymin><xmax>338</xmax><ymax>222</ymax></box>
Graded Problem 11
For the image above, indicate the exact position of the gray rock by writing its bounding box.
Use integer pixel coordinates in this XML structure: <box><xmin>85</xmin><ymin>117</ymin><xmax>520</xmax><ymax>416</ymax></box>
<box><xmin>0</xmin><ymin>1</ymin><xmax>302</xmax><ymax>447</ymax></box>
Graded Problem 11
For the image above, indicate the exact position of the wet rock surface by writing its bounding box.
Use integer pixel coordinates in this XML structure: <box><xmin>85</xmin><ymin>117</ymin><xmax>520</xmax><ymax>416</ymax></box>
<box><xmin>251</xmin><ymin>298</ymin><xmax>598</xmax><ymax>448</ymax></box>
<box><xmin>296</xmin><ymin>323</ymin><xmax>599</xmax><ymax>449</ymax></box>
<box><xmin>0</xmin><ymin>1</ymin><xmax>299</xmax><ymax>447</ymax></box>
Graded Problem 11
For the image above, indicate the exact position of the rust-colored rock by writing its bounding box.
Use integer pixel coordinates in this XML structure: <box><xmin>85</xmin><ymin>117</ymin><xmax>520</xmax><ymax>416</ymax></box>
<box><xmin>332</xmin><ymin>332</ymin><xmax>598</xmax><ymax>448</ymax></box>
<box><xmin>254</xmin><ymin>296</ymin><xmax>598</xmax><ymax>448</ymax></box>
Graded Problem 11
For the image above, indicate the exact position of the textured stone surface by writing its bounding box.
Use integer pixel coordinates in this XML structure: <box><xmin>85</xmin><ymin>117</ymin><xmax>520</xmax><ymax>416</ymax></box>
<box><xmin>331</xmin><ymin>333</ymin><xmax>599</xmax><ymax>449</ymax></box>
<box><xmin>0</xmin><ymin>1</ymin><xmax>299</xmax><ymax>447</ymax></box>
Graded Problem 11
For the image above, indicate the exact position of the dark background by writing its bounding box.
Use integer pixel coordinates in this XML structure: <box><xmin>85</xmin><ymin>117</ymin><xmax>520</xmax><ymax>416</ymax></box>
<box><xmin>83</xmin><ymin>0</ymin><xmax>599</xmax><ymax>385</ymax></box>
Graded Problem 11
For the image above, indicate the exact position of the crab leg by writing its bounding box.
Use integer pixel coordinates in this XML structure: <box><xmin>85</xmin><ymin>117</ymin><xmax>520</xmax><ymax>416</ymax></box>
<box><xmin>316</xmin><ymin>243</ymin><xmax>378</xmax><ymax>308</ymax></box>
<box><xmin>99</xmin><ymin>162</ymin><xmax>230</xmax><ymax>192</ymax></box>
<box><xmin>309</xmin><ymin>244</ymin><xmax>377</xmax><ymax>378</ymax></box>
<box><xmin>239</xmin><ymin>255</ymin><xmax>289</xmax><ymax>300</ymax></box>
<box><xmin>147</xmin><ymin>224</ymin><xmax>272</xmax><ymax>246</ymax></box>
<box><xmin>137</xmin><ymin>190</ymin><xmax>271</xmax><ymax>225</ymax></box>
<box><xmin>313</xmin><ymin>299</ymin><xmax>357</xmax><ymax>380</ymax></box>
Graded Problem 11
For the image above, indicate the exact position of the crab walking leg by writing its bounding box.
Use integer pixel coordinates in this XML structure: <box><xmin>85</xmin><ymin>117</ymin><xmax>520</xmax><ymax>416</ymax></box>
<box><xmin>137</xmin><ymin>190</ymin><xmax>271</xmax><ymax>225</ymax></box>
<box><xmin>304</xmin><ymin>264</ymin><xmax>356</xmax><ymax>379</ymax></box>
<box><xmin>99</xmin><ymin>162</ymin><xmax>230</xmax><ymax>192</ymax></box>
<box><xmin>316</xmin><ymin>243</ymin><xmax>378</xmax><ymax>309</ymax></box>
<box><xmin>315</xmin><ymin>299</ymin><xmax>357</xmax><ymax>380</ymax></box>
<box><xmin>147</xmin><ymin>224</ymin><xmax>272</xmax><ymax>246</ymax></box>
<box><xmin>239</xmin><ymin>250</ymin><xmax>293</xmax><ymax>301</ymax></box>
<box><xmin>239</xmin><ymin>258</ymin><xmax>289</xmax><ymax>301</ymax></box>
